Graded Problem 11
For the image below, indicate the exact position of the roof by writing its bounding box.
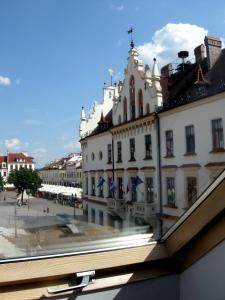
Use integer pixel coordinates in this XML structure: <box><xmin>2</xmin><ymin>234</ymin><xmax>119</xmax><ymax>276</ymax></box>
<box><xmin>7</xmin><ymin>153</ymin><xmax>34</xmax><ymax>164</ymax></box>
<box><xmin>160</xmin><ymin>39</ymin><xmax>225</xmax><ymax>111</ymax></box>
<box><xmin>0</xmin><ymin>156</ymin><xmax>7</xmax><ymax>163</ymax></box>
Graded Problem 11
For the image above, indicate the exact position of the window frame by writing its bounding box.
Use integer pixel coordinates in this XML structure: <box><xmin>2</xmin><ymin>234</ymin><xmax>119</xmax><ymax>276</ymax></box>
<box><xmin>165</xmin><ymin>130</ymin><xmax>174</xmax><ymax>157</ymax></box>
<box><xmin>1</xmin><ymin>169</ymin><xmax>225</xmax><ymax>293</ymax></box>
<box><xmin>144</xmin><ymin>134</ymin><xmax>152</xmax><ymax>159</ymax></box>
<box><xmin>185</xmin><ymin>125</ymin><xmax>195</xmax><ymax>154</ymax></box>
<box><xmin>129</xmin><ymin>138</ymin><xmax>136</xmax><ymax>161</ymax></box>
<box><xmin>211</xmin><ymin>118</ymin><xmax>224</xmax><ymax>150</ymax></box>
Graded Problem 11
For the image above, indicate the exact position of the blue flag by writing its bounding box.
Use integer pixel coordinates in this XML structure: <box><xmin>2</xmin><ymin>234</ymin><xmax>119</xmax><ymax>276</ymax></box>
<box><xmin>97</xmin><ymin>176</ymin><xmax>105</xmax><ymax>188</ymax></box>
<box><xmin>135</xmin><ymin>175</ymin><xmax>143</xmax><ymax>187</ymax></box>
<box><xmin>109</xmin><ymin>181</ymin><xmax>116</xmax><ymax>193</ymax></box>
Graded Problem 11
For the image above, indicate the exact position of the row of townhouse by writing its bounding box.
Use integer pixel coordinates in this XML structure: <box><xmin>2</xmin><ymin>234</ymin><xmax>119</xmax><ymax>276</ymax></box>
<box><xmin>79</xmin><ymin>35</ymin><xmax>225</xmax><ymax>236</ymax></box>
<box><xmin>38</xmin><ymin>153</ymin><xmax>83</xmax><ymax>187</ymax></box>
<box><xmin>0</xmin><ymin>152</ymin><xmax>35</xmax><ymax>182</ymax></box>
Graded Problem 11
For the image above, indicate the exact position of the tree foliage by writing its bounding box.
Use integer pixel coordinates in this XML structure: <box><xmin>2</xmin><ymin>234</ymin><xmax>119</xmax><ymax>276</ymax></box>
<box><xmin>8</xmin><ymin>168</ymin><xmax>42</xmax><ymax>204</ymax></box>
<box><xmin>0</xmin><ymin>174</ymin><xmax>4</xmax><ymax>192</ymax></box>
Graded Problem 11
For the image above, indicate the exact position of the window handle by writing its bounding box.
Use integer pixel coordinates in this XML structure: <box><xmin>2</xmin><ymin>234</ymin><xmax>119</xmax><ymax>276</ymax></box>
<box><xmin>47</xmin><ymin>271</ymin><xmax>95</xmax><ymax>295</ymax></box>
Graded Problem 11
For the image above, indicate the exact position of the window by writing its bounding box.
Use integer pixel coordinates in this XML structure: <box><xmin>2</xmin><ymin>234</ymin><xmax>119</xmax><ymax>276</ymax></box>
<box><xmin>187</xmin><ymin>177</ymin><xmax>197</xmax><ymax>206</ymax></box>
<box><xmin>131</xmin><ymin>177</ymin><xmax>137</xmax><ymax>202</ymax></box>
<box><xmin>91</xmin><ymin>208</ymin><xmax>95</xmax><ymax>223</ymax></box>
<box><xmin>130</xmin><ymin>76</ymin><xmax>135</xmax><ymax>120</ymax></box>
<box><xmin>108</xmin><ymin>176</ymin><xmax>113</xmax><ymax>198</ymax></box>
<box><xmin>185</xmin><ymin>125</ymin><xmax>195</xmax><ymax>154</ymax></box>
<box><xmin>165</xmin><ymin>130</ymin><xmax>174</xmax><ymax>157</ymax></box>
<box><xmin>146</xmin><ymin>177</ymin><xmax>154</xmax><ymax>203</ymax></box>
<box><xmin>10</xmin><ymin>165</ymin><xmax>13</xmax><ymax>170</ymax></box>
<box><xmin>129</xmin><ymin>138</ymin><xmax>135</xmax><ymax>161</ymax></box>
<box><xmin>118</xmin><ymin>115</ymin><xmax>121</xmax><ymax>124</ymax></box>
<box><xmin>3</xmin><ymin>172</ymin><xmax>6</xmax><ymax>177</ymax></box>
<box><xmin>86</xmin><ymin>177</ymin><xmax>88</xmax><ymax>194</ymax></box>
<box><xmin>138</xmin><ymin>89</ymin><xmax>143</xmax><ymax>117</ymax></box>
<box><xmin>166</xmin><ymin>177</ymin><xmax>175</xmax><ymax>205</ymax></box>
<box><xmin>118</xmin><ymin>177</ymin><xmax>123</xmax><ymax>199</ymax></box>
<box><xmin>91</xmin><ymin>177</ymin><xmax>95</xmax><ymax>196</ymax></box>
<box><xmin>107</xmin><ymin>144</ymin><xmax>112</xmax><ymax>163</ymax></box>
<box><xmin>99</xmin><ymin>210</ymin><xmax>103</xmax><ymax>225</ymax></box>
<box><xmin>117</xmin><ymin>141</ymin><xmax>122</xmax><ymax>162</ymax></box>
<box><xmin>145</xmin><ymin>134</ymin><xmax>152</xmax><ymax>159</ymax></box>
<box><xmin>98</xmin><ymin>177</ymin><xmax>104</xmax><ymax>197</ymax></box>
<box><xmin>91</xmin><ymin>152</ymin><xmax>95</xmax><ymax>161</ymax></box>
<box><xmin>212</xmin><ymin>118</ymin><xmax>224</xmax><ymax>150</ymax></box>
<box><xmin>99</xmin><ymin>151</ymin><xmax>103</xmax><ymax>160</ymax></box>
<box><xmin>123</xmin><ymin>97</ymin><xmax>127</xmax><ymax>122</ymax></box>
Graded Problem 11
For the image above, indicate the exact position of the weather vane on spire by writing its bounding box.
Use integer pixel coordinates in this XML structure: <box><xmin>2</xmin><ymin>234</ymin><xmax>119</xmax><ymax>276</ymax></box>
<box><xmin>127</xmin><ymin>27</ymin><xmax>134</xmax><ymax>48</ymax></box>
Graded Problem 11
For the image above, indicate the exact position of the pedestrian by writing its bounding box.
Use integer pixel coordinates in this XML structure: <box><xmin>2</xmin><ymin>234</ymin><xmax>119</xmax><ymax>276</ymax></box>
<box><xmin>4</xmin><ymin>196</ymin><xmax>6</xmax><ymax>202</ymax></box>
<box><xmin>47</xmin><ymin>207</ymin><xmax>49</xmax><ymax>214</ymax></box>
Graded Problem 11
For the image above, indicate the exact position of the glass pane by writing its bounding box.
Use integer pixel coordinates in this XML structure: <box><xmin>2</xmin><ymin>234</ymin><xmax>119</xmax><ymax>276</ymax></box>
<box><xmin>0</xmin><ymin>14</ymin><xmax>224</xmax><ymax>260</ymax></box>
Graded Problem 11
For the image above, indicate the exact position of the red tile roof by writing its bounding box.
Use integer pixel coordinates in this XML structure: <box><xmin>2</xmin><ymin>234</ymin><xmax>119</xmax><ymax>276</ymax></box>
<box><xmin>0</xmin><ymin>156</ymin><xmax>7</xmax><ymax>163</ymax></box>
<box><xmin>7</xmin><ymin>153</ymin><xmax>34</xmax><ymax>164</ymax></box>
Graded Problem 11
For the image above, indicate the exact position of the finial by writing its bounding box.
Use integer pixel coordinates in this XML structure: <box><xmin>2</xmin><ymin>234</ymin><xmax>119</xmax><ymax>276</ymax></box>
<box><xmin>127</xmin><ymin>27</ymin><xmax>134</xmax><ymax>48</ymax></box>
<box><xmin>108</xmin><ymin>68</ymin><xmax>114</xmax><ymax>86</ymax></box>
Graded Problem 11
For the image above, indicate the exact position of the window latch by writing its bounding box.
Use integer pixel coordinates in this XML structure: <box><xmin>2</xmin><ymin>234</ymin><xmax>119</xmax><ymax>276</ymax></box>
<box><xmin>47</xmin><ymin>270</ymin><xmax>95</xmax><ymax>295</ymax></box>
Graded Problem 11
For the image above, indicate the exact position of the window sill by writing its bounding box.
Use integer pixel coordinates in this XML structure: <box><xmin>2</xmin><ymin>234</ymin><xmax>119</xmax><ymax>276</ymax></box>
<box><xmin>128</xmin><ymin>158</ymin><xmax>136</xmax><ymax>162</ymax></box>
<box><xmin>107</xmin><ymin>161</ymin><xmax>112</xmax><ymax>164</ymax></box>
<box><xmin>116</xmin><ymin>160</ymin><xmax>123</xmax><ymax>163</ymax></box>
<box><xmin>209</xmin><ymin>148</ymin><xmax>225</xmax><ymax>153</ymax></box>
<box><xmin>164</xmin><ymin>155</ymin><xmax>174</xmax><ymax>159</ymax></box>
<box><xmin>163</xmin><ymin>204</ymin><xmax>178</xmax><ymax>209</ymax></box>
<box><xmin>183</xmin><ymin>152</ymin><xmax>197</xmax><ymax>156</ymax></box>
<box><xmin>143</xmin><ymin>157</ymin><xmax>152</xmax><ymax>160</ymax></box>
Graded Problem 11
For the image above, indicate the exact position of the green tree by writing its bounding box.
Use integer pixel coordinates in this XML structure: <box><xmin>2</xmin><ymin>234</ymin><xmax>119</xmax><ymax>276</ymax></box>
<box><xmin>8</xmin><ymin>168</ymin><xmax>42</xmax><ymax>204</ymax></box>
<box><xmin>0</xmin><ymin>174</ymin><xmax>4</xmax><ymax>192</ymax></box>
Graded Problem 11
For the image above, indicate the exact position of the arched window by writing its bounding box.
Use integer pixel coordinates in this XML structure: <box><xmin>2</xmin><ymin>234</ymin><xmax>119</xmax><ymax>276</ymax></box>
<box><xmin>138</xmin><ymin>89</ymin><xmax>143</xmax><ymax>117</ymax></box>
<box><xmin>123</xmin><ymin>97</ymin><xmax>127</xmax><ymax>122</ymax></box>
<box><xmin>129</xmin><ymin>76</ymin><xmax>135</xmax><ymax>120</ymax></box>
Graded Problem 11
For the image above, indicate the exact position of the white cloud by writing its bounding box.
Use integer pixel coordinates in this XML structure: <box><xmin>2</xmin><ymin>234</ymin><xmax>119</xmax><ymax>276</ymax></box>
<box><xmin>111</xmin><ymin>4</ymin><xmax>125</xmax><ymax>11</ymax></box>
<box><xmin>32</xmin><ymin>148</ymin><xmax>47</xmax><ymax>159</ymax></box>
<box><xmin>5</xmin><ymin>138</ymin><xmax>21</xmax><ymax>150</ymax></box>
<box><xmin>137</xmin><ymin>23</ymin><xmax>208</xmax><ymax>68</ymax></box>
<box><xmin>0</xmin><ymin>76</ymin><xmax>11</xmax><ymax>86</ymax></box>
<box><xmin>24</xmin><ymin>119</ymin><xmax>43</xmax><ymax>126</ymax></box>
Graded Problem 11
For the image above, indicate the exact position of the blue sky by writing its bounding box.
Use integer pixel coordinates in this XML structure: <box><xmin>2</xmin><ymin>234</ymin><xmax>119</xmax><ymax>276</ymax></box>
<box><xmin>0</xmin><ymin>0</ymin><xmax>225</xmax><ymax>167</ymax></box>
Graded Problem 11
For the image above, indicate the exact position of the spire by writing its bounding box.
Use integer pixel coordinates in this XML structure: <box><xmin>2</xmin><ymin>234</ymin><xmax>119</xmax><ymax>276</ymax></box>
<box><xmin>80</xmin><ymin>106</ymin><xmax>86</xmax><ymax>122</ymax></box>
<box><xmin>127</xmin><ymin>27</ymin><xmax>134</xmax><ymax>49</ymax></box>
<box><xmin>145</xmin><ymin>64</ymin><xmax>151</xmax><ymax>81</ymax></box>
<box><xmin>152</xmin><ymin>58</ymin><xmax>160</xmax><ymax>79</ymax></box>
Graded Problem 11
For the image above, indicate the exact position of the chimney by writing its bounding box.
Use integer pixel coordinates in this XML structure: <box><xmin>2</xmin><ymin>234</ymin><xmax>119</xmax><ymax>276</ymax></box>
<box><xmin>204</xmin><ymin>35</ymin><xmax>222</xmax><ymax>69</ymax></box>
<box><xmin>160</xmin><ymin>64</ymin><xmax>173</xmax><ymax>103</ymax></box>
<box><xmin>194</xmin><ymin>44</ymin><xmax>205</xmax><ymax>64</ymax></box>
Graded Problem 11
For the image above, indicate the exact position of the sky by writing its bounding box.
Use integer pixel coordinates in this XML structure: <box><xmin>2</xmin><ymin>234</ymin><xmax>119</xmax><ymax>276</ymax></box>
<box><xmin>0</xmin><ymin>0</ymin><xmax>225</xmax><ymax>167</ymax></box>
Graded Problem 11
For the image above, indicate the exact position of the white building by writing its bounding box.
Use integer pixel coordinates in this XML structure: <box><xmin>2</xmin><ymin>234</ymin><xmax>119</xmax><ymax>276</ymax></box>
<box><xmin>80</xmin><ymin>35</ymin><xmax>225</xmax><ymax>235</ymax></box>
<box><xmin>0</xmin><ymin>152</ymin><xmax>35</xmax><ymax>182</ymax></box>
<box><xmin>39</xmin><ymin>153</ymin><xmax>82</xmax><ymax>187</ymax></box>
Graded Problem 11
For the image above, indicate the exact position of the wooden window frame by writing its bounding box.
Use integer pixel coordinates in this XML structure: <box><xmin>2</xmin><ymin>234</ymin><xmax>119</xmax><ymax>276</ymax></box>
<box><xmin>1</xmin><ymin>170</ymin><xmax>225</xmax><ymax>299</ymax></box>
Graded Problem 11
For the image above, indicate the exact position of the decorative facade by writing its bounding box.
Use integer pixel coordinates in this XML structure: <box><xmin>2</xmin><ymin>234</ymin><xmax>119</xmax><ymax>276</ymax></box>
<box><xmin>80</xmin><ymin>35</ymin><xmax>225</xmax><ymax>236</ymax></box>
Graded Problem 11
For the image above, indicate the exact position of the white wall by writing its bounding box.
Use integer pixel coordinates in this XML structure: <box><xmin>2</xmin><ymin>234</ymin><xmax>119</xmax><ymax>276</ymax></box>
<box><xmin>180</xmin><ymin>239</ymin><xmax>225</xmax><ymax>300</ymax></box>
